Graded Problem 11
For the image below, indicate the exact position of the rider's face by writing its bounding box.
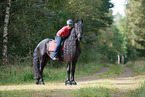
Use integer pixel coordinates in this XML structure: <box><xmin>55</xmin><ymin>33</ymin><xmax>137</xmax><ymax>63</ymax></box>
<box><xmin>67</xmin><ymin>24</ymin><xmax>73</xmax><ymax>29</ymax></box>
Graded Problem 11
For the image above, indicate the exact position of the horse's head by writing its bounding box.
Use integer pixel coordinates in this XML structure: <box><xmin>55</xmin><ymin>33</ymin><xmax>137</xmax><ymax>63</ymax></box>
<box><xmin>74</xmin><ymin>20</ymin><xmax>83</xmax><ymax>42</ymax></box>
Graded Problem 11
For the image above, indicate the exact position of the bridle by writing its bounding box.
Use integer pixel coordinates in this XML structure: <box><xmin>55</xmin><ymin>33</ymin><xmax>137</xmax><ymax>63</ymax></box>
<box><xmin>74</xmin><ymin>21</ymin><xmax>83</xmax><ymax>41</ymax></box>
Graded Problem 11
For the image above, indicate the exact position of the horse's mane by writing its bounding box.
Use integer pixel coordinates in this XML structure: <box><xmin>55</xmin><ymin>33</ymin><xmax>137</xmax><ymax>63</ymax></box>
<box><xmin>64</xmin><ymin>27</ymin><xmax>77</xmax><ymax>62</ymax></box>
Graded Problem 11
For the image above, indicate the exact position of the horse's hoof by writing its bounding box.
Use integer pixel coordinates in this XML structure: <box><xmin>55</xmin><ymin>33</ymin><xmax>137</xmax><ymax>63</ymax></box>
<box><xmin>39</xmin><ymin>81</ymin><xmax>45</xmax><ymax>85</ymax></box>
<box><xmin>71</xmin><ymin>81</ymin><xmax>77</xmax><ymax>85</ymax></box>
<box><xmin>36</xmin><ymin>80</ymin><xmax>39</xmax><ymax>85</ymax></box>
<box><xmin>36</xmin><ymin>81</ymin><xmax>45</xmax><ymax>85</ymax></box>
<box><xmin>65</xmin><ymin>81</ymin><xmax>72</xmax><ymax>85</ymax></box>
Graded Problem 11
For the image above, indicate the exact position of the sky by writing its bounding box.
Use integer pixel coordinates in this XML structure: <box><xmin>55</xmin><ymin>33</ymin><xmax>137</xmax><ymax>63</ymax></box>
<box><xmin>110</xmin><ymin>0</ymin><xmax>127</xmax><ymax>17</ymax></box>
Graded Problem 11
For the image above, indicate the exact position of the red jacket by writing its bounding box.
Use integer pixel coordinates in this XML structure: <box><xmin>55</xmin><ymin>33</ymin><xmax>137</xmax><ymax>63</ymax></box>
<box><xmin>57</xmin><ymin>26</ymin><xmax>70</xmax><ymax>38</ymax></box>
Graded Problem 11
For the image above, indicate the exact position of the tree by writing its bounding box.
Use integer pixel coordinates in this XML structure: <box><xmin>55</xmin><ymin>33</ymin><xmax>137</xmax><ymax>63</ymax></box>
<box><xmin>124</xmin><ymin>0</ymin><xmax>145</xmax><ymax>59</ymax></box>
<box><xmin>0</xmin><ymin>0</ymin><xmax>114</xmax><ymax>64</ymax></box>
<box><xmin>97</xmin><ymin>23</ymin><xmax>126</xmax><ymax>63</ymax></box>
<box><xmin>2</xmin><ymin>0</ymin><xmax>11</xmax><ymax>65</ymax></box>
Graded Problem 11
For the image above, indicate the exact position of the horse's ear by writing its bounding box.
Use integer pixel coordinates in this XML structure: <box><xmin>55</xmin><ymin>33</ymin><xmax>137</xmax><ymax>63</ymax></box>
<box><xmin>76</xmin><ymin>19</ymin><xmax>78</xmax><ymax>23</ymax></box>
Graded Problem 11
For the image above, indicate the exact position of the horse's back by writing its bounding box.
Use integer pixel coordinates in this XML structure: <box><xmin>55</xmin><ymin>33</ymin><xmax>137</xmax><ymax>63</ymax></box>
<box><xmin>35</xmin><ymin>38</ymin><xmax>53</xmax><ymax>56</ymax></box>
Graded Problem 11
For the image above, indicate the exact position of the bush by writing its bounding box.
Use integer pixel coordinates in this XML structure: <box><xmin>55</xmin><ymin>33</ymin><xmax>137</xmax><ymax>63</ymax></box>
<box><xmin>126</xmin><ymin>60</ymin><xmax>145</xmax><ymax>74</ymax></box>
<box><xmin>22</xmin><ymin>72</ymin><xmax>33</xmax><ymax>81</ymax></box>
<box><xmin>0</xmin><ymin>62</ymin><xmax>33</xmax><ymax>85</ymax></box>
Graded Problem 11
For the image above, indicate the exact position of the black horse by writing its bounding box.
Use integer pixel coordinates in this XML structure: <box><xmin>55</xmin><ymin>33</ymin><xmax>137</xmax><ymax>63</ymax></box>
<box><xmin>33</xmin><ymin>20</ymin><xmax>83</xmax><ymax>85</ymax></box>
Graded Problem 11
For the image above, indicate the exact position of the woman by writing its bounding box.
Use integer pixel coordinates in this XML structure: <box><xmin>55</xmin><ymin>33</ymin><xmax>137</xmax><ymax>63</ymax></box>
<box><xmin>53</xmin><ymin>19</ymin><xmax>73</xmax><ymax>60</ymax></box>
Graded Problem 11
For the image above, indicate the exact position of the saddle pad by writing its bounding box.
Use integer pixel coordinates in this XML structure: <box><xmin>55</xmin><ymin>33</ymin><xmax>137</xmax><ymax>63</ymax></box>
<box><xmin>48</xmin><ymin>40</ymin><xmax>57</xmax><ymax>51</ymax></box>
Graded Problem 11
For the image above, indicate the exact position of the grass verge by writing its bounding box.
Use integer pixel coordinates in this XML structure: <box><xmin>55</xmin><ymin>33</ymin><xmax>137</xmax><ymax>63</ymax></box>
<box><xmin>126</xmin><ymin>60</ymin><xmax>145</xmax><ymax>74</ymax></box>
<box><xmin>0</xmin><ymin>61</ymin><xmax>107</xmax><ymax>85</ymax></box>
<box><xmin>0</xmin><ymin>63</ymin><xmax>144</xmax><ymax>97</ymax></box>
<box><xmin>93</xmin><ymin>64</ymin><xmax>125</xmax><ymax>79</ymax></box>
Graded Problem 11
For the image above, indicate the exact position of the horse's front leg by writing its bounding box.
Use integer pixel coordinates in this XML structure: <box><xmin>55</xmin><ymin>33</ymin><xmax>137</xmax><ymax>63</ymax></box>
<box><xmin>71</xmin><ymin>60</ymin><xmax>77</xmax><ymax>85</ymax></box>
<box><xmin>65</xmin><ymin>63</ymin><xmax>71</xmax><ymax>85</ymax></box>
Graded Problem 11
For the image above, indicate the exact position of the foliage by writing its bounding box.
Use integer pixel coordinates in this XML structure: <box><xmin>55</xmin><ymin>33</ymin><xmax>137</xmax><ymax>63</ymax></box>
<box><xmin>1</xmin><ymin>0</ymin><xmax>145</xmax><ymax>65</ymax></box>
<box><xmin>122</xmin><ymin>0</ymin><xmax>145</xmax><ymax>59</ymax></box>
<box><xmin>0</xmin><ymin>0</ymin><xmax>115</xmax><ymax>64</ymax></box>
<box><xmin>97</xmin><ymin>24</ymin><xmax>127</xmax><ymax>63</ymax></box>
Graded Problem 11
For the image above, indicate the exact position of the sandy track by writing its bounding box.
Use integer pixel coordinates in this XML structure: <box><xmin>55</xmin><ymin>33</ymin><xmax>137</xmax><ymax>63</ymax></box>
<box><xmin>0</xmin><ymin>65</ymin><xmax>144</xmax><ymax>91</ymax></box>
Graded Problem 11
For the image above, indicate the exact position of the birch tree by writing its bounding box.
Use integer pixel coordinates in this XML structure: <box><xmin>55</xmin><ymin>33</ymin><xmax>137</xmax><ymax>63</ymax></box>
<box><xmin>3</xmin><ymin>0</ymin><xmax>11</xmax><ymax>65</ymax></box>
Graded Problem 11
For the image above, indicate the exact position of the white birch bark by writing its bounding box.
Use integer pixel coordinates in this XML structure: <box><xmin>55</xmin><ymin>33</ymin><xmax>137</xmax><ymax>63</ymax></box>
<box><xmin>118</xmin><ymin>54</ymin><xmax>120</xmax><ymax>64</ymax></box>
<box><xmin>121</xmin><ymin>56</ymin><xmax>124</xmax><ymax>64</ymax></box>
<box><xmin>3</xmin><ymin>0</ymin><xmax>11</xmax><ymax>65</ymax></box>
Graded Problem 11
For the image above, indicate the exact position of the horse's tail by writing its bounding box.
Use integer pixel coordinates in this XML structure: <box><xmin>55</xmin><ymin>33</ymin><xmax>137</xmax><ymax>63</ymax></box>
<box><xmin>33</xmin><ymin>47</ymin><xmax>40</xmax><ymax>79</ymax></box>
<box><xmin>33</xmin><ymin>38</ymin><xmax>52</xmax><ymax>79</ymax></box>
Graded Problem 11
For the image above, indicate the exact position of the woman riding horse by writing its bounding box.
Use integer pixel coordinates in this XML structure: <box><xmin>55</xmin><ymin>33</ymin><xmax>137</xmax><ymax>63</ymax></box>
<box><xmin>53</xmin><ymin>19</ymin><xmax>73</xmax><ymax>60</ymax></box>
<box><xmin>33</xmin><ymin>19</ymin><xmax>83</xmax><ymax>85</ymax></box>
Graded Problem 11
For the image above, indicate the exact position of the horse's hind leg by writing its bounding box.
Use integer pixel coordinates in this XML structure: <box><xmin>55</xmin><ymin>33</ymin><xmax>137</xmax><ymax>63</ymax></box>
<box><xmin>33</xmin><ymin>50</ymin><xmax>41</xmax><ymax>84</ymax></box>
<box><xmin>39</xmin><ymin>54</ymin><xmax>48</xmax><ymax>85</ymax></box>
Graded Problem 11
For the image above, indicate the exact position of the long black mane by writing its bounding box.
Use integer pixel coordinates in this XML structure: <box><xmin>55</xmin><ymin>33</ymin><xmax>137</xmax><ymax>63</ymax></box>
<box><xmin>64</xmin><ymin>27</ymin><xmax>78</xmax><ymax>63</ymax></box>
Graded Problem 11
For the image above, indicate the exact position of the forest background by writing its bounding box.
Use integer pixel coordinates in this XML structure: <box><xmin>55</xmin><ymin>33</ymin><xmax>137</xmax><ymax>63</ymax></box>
<box><xmin>0</xmin><ymin>0</ymin><xmax>145</xmax><ymax>65</ymax></box>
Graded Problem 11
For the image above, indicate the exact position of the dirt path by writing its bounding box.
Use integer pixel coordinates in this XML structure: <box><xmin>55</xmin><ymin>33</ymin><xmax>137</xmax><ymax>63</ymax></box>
<box><xmin>76</xmin><ymin>67</ymin><xmax>109</xmax><ymax>82</ymax></box>
<box><xmin>118</xmin><ymin>65</ymin><xmax>133</xmax><ymax>77</ymax></box>
<box><xmin>76</xmin><ymin>65</ymin><xmax>133</xmax><ymax>83</ymax></box>
<box><xmin>0</xmin><ymin>65</ymin><xmax>144</xmax><ymax>92</ymax></box>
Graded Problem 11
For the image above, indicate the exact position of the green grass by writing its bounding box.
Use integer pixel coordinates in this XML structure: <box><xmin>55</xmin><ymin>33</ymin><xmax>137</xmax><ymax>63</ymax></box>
<box><xmin>126</xmin><ymin>60</ymin><xmax>145</xmax><ymax>74</ymax></box>
<box><xmin>125</xmin><ymin>60</ymin><xmax>145</xmax><ymax>97</ymax></box>
<box><xmin>1</xmin><ymin>60</ymin><xmax>145</xmax><ymax>97</ymax></box>
<box><xmin>0</xmin><ymin>61</ymin><xmax>107</xmax><ymax>85</ymax></box>
<box><xmin>75</xmin><ymin>62</ymin><xmax>108</xmax><ymax>77</ymax></box>
<box><xmin>72</xmin><ymin>87</ymin><xmax>111</xmax><ymax>97</ymax></box>
<box><xmin>94</xmin><ymin>64</ymin><xmax>125</xmax><ymax>78</ymax></box>
<box><xmin>1</xmin><ymin>83</ymin><xmax>144</xmax><ymax>97</ymax></box>
<box><xmin>134</xmin><ymin>82</ymin><xmax>145</xmax><ymax>97</ymax></box>
<box><xmin>0</xmin><ymin>64</ymin><xmax>34</xmax><ymax>85</ymax></box>
<box><xmin>0</xmin><ymin>62</ymin><xmax>145</xmax><ymax>97</ymax></box>
<box><xmin>0</xmin><ymin>87</ymin><xmax>111</xmax><ymax>97</ymax></box>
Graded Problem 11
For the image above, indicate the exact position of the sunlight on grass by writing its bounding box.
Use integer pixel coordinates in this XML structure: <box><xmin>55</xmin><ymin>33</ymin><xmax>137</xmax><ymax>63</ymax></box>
<box><xmin>0</xmin><ymin>62</ymin><xmax>145</xmax><ymax>97</ymax></box>
<box><xmin>0</xmin><ymin>75</ymin><xmax>144</xmax><ymax>91</ymax></box>
<box><xmin>0</xmin><ymin>75</ymin><xmax>144</xmax><ymax>97</ymax></box>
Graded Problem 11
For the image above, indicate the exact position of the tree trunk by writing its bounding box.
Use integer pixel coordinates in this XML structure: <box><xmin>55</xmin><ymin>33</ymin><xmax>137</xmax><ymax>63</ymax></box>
<box><xmin>121</xmin><ymin>56</ymin><xmax>124</xmax><ymax>65</ymax></box>
<box><xmin>3</xmin><ymin>0</ymin><xmax>11</xmax><ymax>65</ymax></box>
<box><xmin>118</xmin><ymin>54</ymin><xmax>120</xmax><ymax>64</ymax></box>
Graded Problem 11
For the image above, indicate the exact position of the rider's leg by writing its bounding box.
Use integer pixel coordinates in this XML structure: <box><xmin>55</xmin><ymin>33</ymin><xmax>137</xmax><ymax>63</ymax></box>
<box><xmin>53</xmin><ymin>36</ymin><xmax>63</xmax><ymax>58</ymax></box>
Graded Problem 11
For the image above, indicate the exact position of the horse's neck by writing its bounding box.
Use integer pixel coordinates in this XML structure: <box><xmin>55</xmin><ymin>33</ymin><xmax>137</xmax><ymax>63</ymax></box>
<box><xmin>64</xmin><ymin>28</ymin><xmax>77</xmax><ymax>59</ymax></box>
<box><xmin>68</xmin><ymin>28</ymin><xmax>76</xmax><ymax>40</ymax></box>
<box><xmin>65</xmin><ymin>28</ymin><xmax>76</xmax><ymax>46</ymax></box>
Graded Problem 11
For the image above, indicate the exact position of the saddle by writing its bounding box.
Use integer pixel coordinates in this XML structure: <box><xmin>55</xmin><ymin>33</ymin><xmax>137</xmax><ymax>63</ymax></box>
<box><xmin>48</xmin><ymin>40</ymin><xmax>57</xmax><ymax>52</ymax></box>
<box><xmin>48</xmin><ymin>40</ymin><xmax>64</xmax><ymax>52</ymax></box>
<box><xmin>47</xmin><ymin>40</ymin><xmax>64</xmax><ymax>59</ymax></box>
